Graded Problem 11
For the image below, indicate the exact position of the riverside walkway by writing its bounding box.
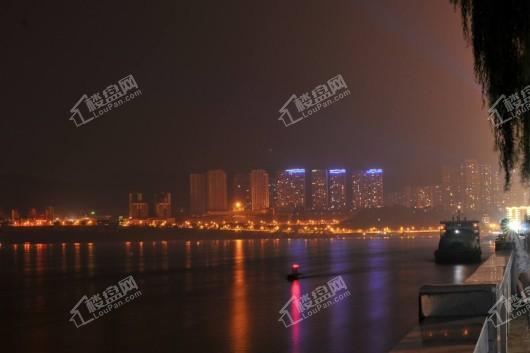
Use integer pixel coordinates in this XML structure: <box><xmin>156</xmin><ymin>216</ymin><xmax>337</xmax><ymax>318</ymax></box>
<box><xmin>391</xmin><ymin>250</ymin><xmax>515</xmax><ymax>353</ymax></box>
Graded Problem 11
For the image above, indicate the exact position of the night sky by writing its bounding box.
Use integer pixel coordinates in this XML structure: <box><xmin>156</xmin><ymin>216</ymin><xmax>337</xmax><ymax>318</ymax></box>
<box><xmin>0</xmin><ymin>0</ymin><xmax>498</xmax><ymax>215</ymax></box>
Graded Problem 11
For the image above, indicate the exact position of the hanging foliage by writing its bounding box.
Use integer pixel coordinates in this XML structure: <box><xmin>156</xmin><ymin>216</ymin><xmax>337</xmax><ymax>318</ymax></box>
<box><xmin>450</xmin><ymin>0</ymin><xmax>530</xmax><ymax>188</ymax></box>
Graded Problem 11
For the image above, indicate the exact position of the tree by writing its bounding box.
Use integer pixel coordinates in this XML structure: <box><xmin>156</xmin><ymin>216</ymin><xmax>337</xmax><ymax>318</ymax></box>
<box><xmin>450</xmin><ymin>0</ymin><xmax>530</xmax><ymax>188</ymax></box>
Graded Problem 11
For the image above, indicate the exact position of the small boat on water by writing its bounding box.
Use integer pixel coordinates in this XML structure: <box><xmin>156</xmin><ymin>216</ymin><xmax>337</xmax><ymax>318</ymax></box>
<box><xmin>286</xmin><ymin>264</ymin><xmax>302</xmax><ymax>281</ymax></box>
<box><xmin>495</xmin><ymin>233</ymin><xmax>513</xmax><ymax>251</ymax></box>
<box><xmin>435</xmin><ymin>212</ymin><xmax>481</xmax><ymax>264</ymax></box>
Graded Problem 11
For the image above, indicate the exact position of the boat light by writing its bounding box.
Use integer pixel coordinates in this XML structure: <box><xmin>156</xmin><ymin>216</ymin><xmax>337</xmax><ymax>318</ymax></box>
<box><xmin>291</xmin><ymin>263</ymin><xmax>300</xmax><ymax>274</ymax></box>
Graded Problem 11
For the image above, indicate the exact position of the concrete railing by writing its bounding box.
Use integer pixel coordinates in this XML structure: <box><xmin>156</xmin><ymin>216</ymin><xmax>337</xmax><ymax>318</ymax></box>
<box><xmin>391</xmin><ymin>250</ymin><xmax>514</xmax><ymax>353</ymax></box>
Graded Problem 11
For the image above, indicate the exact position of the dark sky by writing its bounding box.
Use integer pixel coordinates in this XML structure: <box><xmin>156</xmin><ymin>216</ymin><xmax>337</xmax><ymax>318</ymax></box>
<box><xmin>0</xmin><ymin>0</ymin><xmax>498</xmax><ymax>215</ymax></box>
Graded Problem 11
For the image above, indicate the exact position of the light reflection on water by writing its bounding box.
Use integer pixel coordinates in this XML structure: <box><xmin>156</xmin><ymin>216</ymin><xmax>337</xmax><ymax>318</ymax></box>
<box><xmin>0</xmin><ymin>236</ymin><xmax>491</xmax><ymax>353</ymax></box>
<box><xmin>290</xmin><ymin>280</ymin><xmax>301</xmax><ymax>353</ymax></box>
<box><xmin>231</xmin><ymin>239</ymin><xmax>248</xmax><ymax>353</ymax></box>
<box><xmin>453</xmin><ymin>264</ymin><xmax>466</xmax><ymax>283</ymax></box>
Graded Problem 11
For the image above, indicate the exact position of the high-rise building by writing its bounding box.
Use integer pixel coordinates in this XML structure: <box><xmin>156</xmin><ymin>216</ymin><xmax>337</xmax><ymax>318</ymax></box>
<box><xmin>190</xmin><ymin>173</ymin><xmax>207</xmax><ymax>215</ymax></box>
<box><xmin>387</xmin><ymin>185</ymin><xmax>441</xmax><ymax>209</ymax></box>
<box><xmin>250</xmin><ymin>169</ymin><xmax>269</xmax><ymax>211</ymax></box>
<box><xmin>385</xmin><ymin>190</ymin><xmax>404</xmax><ymax>207</ymax></box>
<box><xmin>460</xmin><ymin>159</ymin><xmax>481</xmax><ymax>212</ymax></box>
<box><xmin>232</xmin><ymin>173</ymin><xmax>251</xmax><ymax>210</ymax></box>
<box><xmin>478</xmin><ymin>164</ymin><xmax>495</xmax><ymax>213</ymax></box>
<box><xmin>441</xmin><ymin>165</ymin><xmax>459</xmax><ymax>211</ymax></box>
<box><xmin>493</xmin><ymin>169</ymin><xmax>504</xmax><ymax>210</ymax></box>
<box><xmin>276</xmin><ymin>169</ymin><xmax>306</xmax><ymax>211</ymax></box>
<box><xmin>154</xmin><ymin>192</ymin><xmax>172</xmax><ymax>219</ymax></box>
<box><xmin>207</xmin><ymin>170</ymin><xmax>228</xmax><ymax>211</ymax></box>
<box><xmin>129</xmin><ymin>192</ymin><xmax>149</xmax><ymax>219</ymax></box>
<box><xmin>352</xmin><ymin>169</ymin><xmax>384</xmax><ymax>209</ymax></box>
<box><xmin>432</xmin><ymin>185</ymin><xmax>443</xmax><ymax>208</ymax></box>
<box><xmin>363</xmin><ymin>169</ymin><xmax>384</xmax><ymax>208</ymax></box>
<box><xmin>441</xmin><ymin>161</ymin><xmax>499</xmax><ymax>214</ymax></box>
<box><xmin>311</xmin><ymin>169</ymin><xmax>328</xmax><ymax>210</ymax></box>
<box><xmin>329</xmin><ymin>169</ymin><xmax>346</xmax><ymax>210</ymax></box>
<box><xmin>269</xmin><ymin>173</ymin><xmax>279</xmax><ymax>209</ymax></box>
<box><xmin>351</xmin><ymin>171</ymin><xmax>363</xmax><ymax>210</ymax></box>
<box><xmin>506</xmin><ymin>206</ymin><xmax>530</xmax><ymax>222</ymax></box>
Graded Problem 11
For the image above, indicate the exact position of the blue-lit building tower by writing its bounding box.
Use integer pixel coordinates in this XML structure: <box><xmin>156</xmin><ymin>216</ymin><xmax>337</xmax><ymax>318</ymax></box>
<box><xmin>352</xmin><ymin>169</ymin><xmax>384</xmax><ymax>209</ymax></box>
<box><xmin>276</xmin><ymin>169</ymin><xmax>306</xmax><ymax>211</ymax></box>
<box><xmin>328</xmin><ymin>169</ymin><xmax>347</xmax><ymax>210</ymax></box>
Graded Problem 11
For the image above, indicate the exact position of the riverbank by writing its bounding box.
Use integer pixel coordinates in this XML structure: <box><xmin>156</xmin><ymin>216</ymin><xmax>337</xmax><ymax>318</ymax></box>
<box><xmin>0</xmin><ymin>226</ymin><xmax>433</xmax><ymax>243</ymax></box>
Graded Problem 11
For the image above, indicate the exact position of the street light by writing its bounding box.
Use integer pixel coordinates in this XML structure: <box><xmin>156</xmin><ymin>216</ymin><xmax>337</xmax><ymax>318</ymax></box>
<box><xmin>508</xmin><ymin>220</ymin><xmax>522</xmax><ymax>232</ymax></box>
<box><xmin>233</xmin><ymin>201</ymin><xmax>243</xmax><ymax>212</ymax></box>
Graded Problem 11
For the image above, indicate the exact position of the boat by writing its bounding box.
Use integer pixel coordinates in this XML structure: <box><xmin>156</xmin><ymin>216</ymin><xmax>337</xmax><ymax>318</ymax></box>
<box><xmin>286</xmin><ymin>263</ymin><xmax>302</xmax><ymax>281</ymax></box>
<box><xmin>494</xmin><ymin>233</ymin><xmax>513</xmax><ymax>251</ymax></box>
<box><xmin>434</xmin><ymin>212</ymin><xmax>481</xmax><ymax>264</ymax></box>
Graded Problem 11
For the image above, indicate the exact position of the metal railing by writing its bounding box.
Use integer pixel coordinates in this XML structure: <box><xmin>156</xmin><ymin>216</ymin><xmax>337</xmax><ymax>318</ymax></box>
<box><xmin>391</xmin><ymin>250</ymin><xmax>514</xmax><ymax>353</ymax></box>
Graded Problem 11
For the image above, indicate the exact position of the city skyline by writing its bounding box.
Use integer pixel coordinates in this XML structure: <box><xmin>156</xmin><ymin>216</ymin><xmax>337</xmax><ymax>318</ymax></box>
<box><xmin>2</xmin><ymin>159</ymin><xmax>526</xmax><ymax>219</ymax></box>
<box><xmin>2</xmin><ymin>2</ymin><xmax>529</xmax><ymax>353</ymax></box>
<box><xmin>0</xmin><ymin>1</ymin><xmax>503</xmax><ymax>221</ymax></box>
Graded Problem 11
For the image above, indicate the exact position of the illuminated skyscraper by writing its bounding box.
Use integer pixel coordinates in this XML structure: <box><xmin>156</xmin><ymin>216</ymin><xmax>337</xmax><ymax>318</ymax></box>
<box><xmin>269</xmin><ymin>173</ymin><xmax>279</xmax><ymax>209</ymax></box>
<box><xmin>506</xmin><ymin>206</ymin><xmax>530</xmax><ymax>222</ymax></box>
<box><xmin>250</xmin><ymin>169</ymin><xmax>269</xmax><ymax>211</ymax></box>
<box><xmin>129</xmin><ymin>192</ymin><xmax>149</xmax><ymax>219</ymax></box>
<box><xmin>387</xmin><ymin>184</ymin><xmax>441</xmax><ymax>209</ymax></box>
<box><xmin>311</xmin><ymin>169</ymin><xmax>328</xmax><ymax>210</ymax></box>
<box><xmin>363</xmin><ymin>169</ymin><xmax>384</xmax><ymax>208</ymax></box>
<box><xmin>276</xmin><ymin>169</ymin><xmax>306</xmax><ymax>211</ymax></box>
<box><xmin>351</xmin><ymin>171</ymin><xmax>363</xmax><ymax>210</ymax></box>
<box><xmin>154</xmin><ymin>192</ymin><xmax>172</xmax><ymax>219</ymax></box>
<box><xmin>207</xmin><ymin>169</ymin><xmax>228</xmax><ymax>211</ymax></box>
<box><xmin>351</xmin><ymin>169</ymin><xmax>384</xmax><ymax>209</ymax></box>
<box><xmin>328</xmin><ymin>169</ymin><xmax>346</xmax><ymax>210</ymax></box>
<box><xmin>232</xmin><ymin>173</ymin><xmax>251</xmax><ymax>210</ymax></box>
<box><xmin>460</xmin><ymin>159</ymin><xmax>480</xmax><ymax>212</ymax></box>
<box><xmin>478</xmin><ymin>164</ymin><xmax>494</xmax><ymax>213</ymax></box>
<box><xmin>190</xmin><ymin>173</ymin><xmax>207</xmax><ymax>215</ymax></box>
<box><xmin>442</xmin><ymin>161</ymin><xmax>498</xmax><ymax>214</ymax></box>
<box><xmin>493</xmin><ymin>169</ymin><xmax>505</xmax><ymax>210</ymax></box>
<box><xmin>441</xmin><ymin>165</ymin><xmax>458</xmax><ymax>211</ymax></box>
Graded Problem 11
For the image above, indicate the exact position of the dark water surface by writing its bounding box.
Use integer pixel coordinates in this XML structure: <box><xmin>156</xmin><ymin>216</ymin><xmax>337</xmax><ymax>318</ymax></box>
<box><xmin>0</xmin><ymin>234</ymin><xmax>494</xmax><ymax>353</ymax></box>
